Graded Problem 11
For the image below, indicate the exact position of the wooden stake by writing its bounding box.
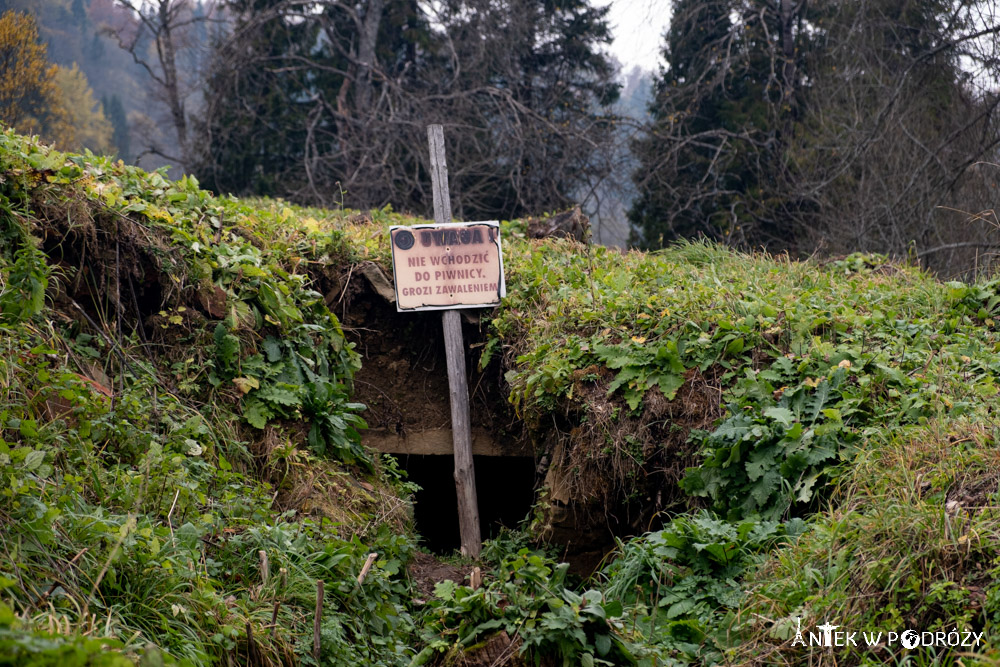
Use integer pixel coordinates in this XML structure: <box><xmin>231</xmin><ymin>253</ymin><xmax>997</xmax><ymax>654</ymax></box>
<box><xmin>427</xmin><ymin>124</ymin><xmax>482</xmax><ymax>559</ymax></box>
<box><xmin>271</xmin><ymin>567</ymin><xmax>286</xmax><ymax>639</ymax></box>
<box><xmin>357</xmin><ymin>552</ymin><xmax>379</xmax><ymax>585</ymax></box>
<box><xmin>313</xmin><ymin>579</ymin><xmax>324</xmax><ymax>663</ymax></box>
<box><xmin>258</xmin><ymin>550</ymin><xmax>269</xmax><ymax>588</ymax></box>
<box><xmin>245</xmin><ymin>622</ymin><xmax>257</xmax><ymax>664</ymax></box>
<box><xmin>427</xmin><ymin>125</ymin><xmax>452</xmax><ymax>227</ymax></box>
<box><xmin>269</xmin><ymin>599</ymin><xmax>281</xmax><ymax>639</ymax></box>
<box><xmin>443</xmin><ymin>309</ymin><xmax>481</xmax><ymax>558</ymax></box>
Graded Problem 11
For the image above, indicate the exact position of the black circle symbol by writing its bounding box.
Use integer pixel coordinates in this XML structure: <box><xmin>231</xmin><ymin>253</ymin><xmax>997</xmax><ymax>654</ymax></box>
<box><xmin>394</xmin><ymin>230</ymin><xmax>415</xmax><ymax>250</ymax></box>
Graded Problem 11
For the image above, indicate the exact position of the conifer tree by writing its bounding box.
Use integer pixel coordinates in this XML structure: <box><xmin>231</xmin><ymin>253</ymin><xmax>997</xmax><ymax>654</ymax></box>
<box><xmin>52</xmin><ymin>62</ymin><xmax>112</xmax><ymax>152</ymax></box>
<box><xmin>629</xmin><ymin>0</ymin><xmax>805</xmax><ymax>248</ymax></box>
<box><xmin>102</xmin><ymin>93</ymin><xmax>129</xmax><ymax>159</ymax></box>
<box><xmin>630</xmin><ymin>0</ymin><xmax>1000</xmax><ymax>264</ymax></box>
<box><xmin>194</xmin><ymin>0</ymin><xmax>619</xmax><ymax>220</ymax></box>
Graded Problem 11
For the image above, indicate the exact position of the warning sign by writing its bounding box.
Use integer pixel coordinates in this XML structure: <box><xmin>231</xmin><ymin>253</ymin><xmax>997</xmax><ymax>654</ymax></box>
<box><xmin>389</xmin><ymin>221</ymin><xmax>506</xmax><ymax>311</ymax></box>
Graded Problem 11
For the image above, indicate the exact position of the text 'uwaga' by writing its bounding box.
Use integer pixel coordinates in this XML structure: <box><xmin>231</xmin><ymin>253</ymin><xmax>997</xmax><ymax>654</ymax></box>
<box><xmin>419</xmin><ymin>227</ymin><xmax>496</xmax><ymax>247</ymax></box>
<box><xmin>389</xmin><ymin>221</ymin><xmax>506</xmax><ymax>311</ymax></box>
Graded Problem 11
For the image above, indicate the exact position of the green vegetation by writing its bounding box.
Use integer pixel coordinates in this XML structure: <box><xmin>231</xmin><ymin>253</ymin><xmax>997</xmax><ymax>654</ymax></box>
<box><xmin>415</xmin><ymin>549</ymin><xmax>635</xmax><ymax>666</ymax></box>
<box><xmin>3</xmin><ymin>129</ymin><xmax>1000</xmax><ymax>664</ymax></box>
<box><xmin>0</xmin><ymin>129</ymin><xmax>419</xmax><ymax>665</ymax></box>
<box><xmin>486</xmin><ymin>239</ymin><xmax>1000</xmax><ymax>662</ymax></box>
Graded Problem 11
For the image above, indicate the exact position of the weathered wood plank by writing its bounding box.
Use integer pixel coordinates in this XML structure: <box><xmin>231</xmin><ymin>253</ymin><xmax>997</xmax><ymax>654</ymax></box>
<box><xmin>427</xmin><ymin>124</ymin><xmax>453</xmax><ymax>224</ymax></box>
<box><xmin>363</xmin><ymin>428</ymin><xmax>525</xmax><ymax>456</ymax></box>
<box><xmin>427</xmin><ymin>123</ymin><xmax>481</xmax><ymax>559</ymax></box>
<box><xmin>313</xmin><ymin>579</ymin><xmax>323</xmax><ymax>663</ymax></box>
<box><xmin>442</xmin><ymin>308</ymin><xmax>481</xmax><ymax>557</ymax></box>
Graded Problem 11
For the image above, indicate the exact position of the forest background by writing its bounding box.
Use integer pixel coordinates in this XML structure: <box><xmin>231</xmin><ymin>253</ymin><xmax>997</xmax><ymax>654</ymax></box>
<box><xmin>1</xmin><ymin>0</ymin><xmax>999</xmax><ymax>276</ymax></box>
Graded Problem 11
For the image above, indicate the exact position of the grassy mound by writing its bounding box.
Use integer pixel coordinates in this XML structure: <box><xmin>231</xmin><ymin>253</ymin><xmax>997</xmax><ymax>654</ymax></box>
<box><xmin>481</xmin><ymin>235</ymin><xmax>1000</xmax><ymax>662</ymax></box>
<box><xmin>0</xmin><ymin>130</ymin><xmax>425</xmax><ymax>665</ymax></box>
<box><xmin>3</xmin><ymin>128</ymin><xmax>1000</xmax><ymax>665</ymax></box>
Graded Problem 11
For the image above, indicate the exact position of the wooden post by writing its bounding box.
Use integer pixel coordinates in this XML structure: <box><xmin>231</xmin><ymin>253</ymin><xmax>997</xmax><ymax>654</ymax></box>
<box><xmin>427</xmin><ymin>124</ymin><xmax>482</xmax><ymax>559</ymax></box>
<box><xmin>258</xmin><ymin>550</ymin><xmax>268</xmax><ymax>588</ymax></box>
<box><xmin>313</xmin><ymin>579</ymin><xmax>324</xmax><ymax>663</ymax></box>
<box><xmin>356</xmin><ymin>552</ymin><xmax>378</xmax><ymax>584</ymax></box>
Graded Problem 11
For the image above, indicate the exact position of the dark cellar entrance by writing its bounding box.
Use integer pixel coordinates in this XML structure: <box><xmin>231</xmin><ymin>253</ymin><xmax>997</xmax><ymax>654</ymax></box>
<box><xmin>394</xmin><ymin>454</ymin><xmax>537</xmax><ymax>554</ymax></box>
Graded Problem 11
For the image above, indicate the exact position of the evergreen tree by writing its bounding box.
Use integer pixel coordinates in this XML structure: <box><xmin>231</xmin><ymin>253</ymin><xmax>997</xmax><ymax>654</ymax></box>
<box><xmin>194</xmin><ymin>0</ymin><xmax>619</xmax><ymax>220</ymax></box>
<box><xmin>629</xmin><ymin>0</ymin><xmax>806</xmax><ymax>248</ymax></box>
<box><xmin>102</xmin><ymin>93</ymin><xmax>129</xmax><ymax>159</ymax></box>
<box><xmin>87</xmin><ymin>31</ymin><xmax>104</xmax><ymax>61</ymax></box>
<box><xmin>194</xmin><ymin>0</ymin><xmax>344</xmax><ymax>198</ymax></box>
<box><xmin>787</xmin><ymin>0</ymin><xmax>1000</xmax><ymax>263</ymax></box>
<box><xmin>630</xmin><ymin>0</ymin><xmax>1000</xmax><ymax>265</ymax></box>
<box><xmin>438</xmin><ymin>0</ymin><xmax>620</xmax><ymax>218</ymax></box>
<box><xmin>71</xmin><ymin>0</ymin><xmax>87</xmax><ymax>25</ymax></box>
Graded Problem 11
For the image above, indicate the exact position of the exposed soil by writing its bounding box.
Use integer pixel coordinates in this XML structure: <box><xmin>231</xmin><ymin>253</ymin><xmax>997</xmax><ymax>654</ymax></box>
<box><xmin>409</xmin><ymin>552</ymin><xmax>533</xmax><ymax>667</ymax></box>
<box><xmin>438</xmin><ymin>632</ymin><xmax>529</xmax><ymax>667</ymax></box>
<box><xmin>322</xmin><ymin>263</ymin><xmax>727</xmax><ymax>575</ymax></box>
<box><xmin>408</xmin><ymin>551</ymin><xmax>470</xmax><ymax>600</ymax></box>
<box><xmin>534</xmin><ymin>365</ymin><xmax>724</xmax><ymax>562</ymax></box>
<box><xmin>34</xmin><ymin>194</ymin><xmax>184</xmax><ymax>341</ymax></box>
<box><xmin>337</xmin><ymin>275</ymin><xmax>514</xmax><ymax>439</ymax></box>
<box><xmin>349</xmin><ymin>301</ymin><xmax>454</xmax><ymax>432</ymax></box>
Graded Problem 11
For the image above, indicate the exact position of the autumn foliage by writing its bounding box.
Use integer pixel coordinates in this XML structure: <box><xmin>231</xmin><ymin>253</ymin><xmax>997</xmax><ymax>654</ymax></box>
<box><xmin>0</xmin><ymin>10</ymin><xmax>111</xmax><ymax>153</ymax></box>
<box><xmin>0</xmin><ymin>12</ymin><xmax>68</xmax><ymax>140</ymax></box>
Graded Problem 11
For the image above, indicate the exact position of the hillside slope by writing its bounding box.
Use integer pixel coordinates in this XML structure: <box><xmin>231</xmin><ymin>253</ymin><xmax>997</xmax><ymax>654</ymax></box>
<box><xmin>2</xmin><ymin>129</ymin><xmax>1000</xmax><ymax>664</ymax></box>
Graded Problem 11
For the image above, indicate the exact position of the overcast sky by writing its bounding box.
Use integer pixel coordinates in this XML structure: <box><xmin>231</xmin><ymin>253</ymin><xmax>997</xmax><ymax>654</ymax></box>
<box><xmin>603</xmin><ymin>0</ymin><xmax>671</xmax><ymax>73</ymax></box>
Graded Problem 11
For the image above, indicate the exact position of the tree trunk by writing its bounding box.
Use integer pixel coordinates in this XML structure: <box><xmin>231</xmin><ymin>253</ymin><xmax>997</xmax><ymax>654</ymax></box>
<box><xmin>157</xmin><ymin>0</ymin><xmax>186</xmax><ymax>151</ymax></box>
<box><xmin>778</xmin><ymin>0</ymin><xmax>797</xmax><ymax>100</ymax></box>
<box><xmin>356</xmin><ymin>0</ymin><xmax>384</xmax><ymax>115</ymax></box>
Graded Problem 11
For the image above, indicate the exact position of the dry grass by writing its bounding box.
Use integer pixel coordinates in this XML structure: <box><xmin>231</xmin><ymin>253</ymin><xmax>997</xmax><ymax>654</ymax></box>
<box><xmin>734</xmin><ymin>421</ymin><xmax>1000</xmax><ymax>665</ymax></box>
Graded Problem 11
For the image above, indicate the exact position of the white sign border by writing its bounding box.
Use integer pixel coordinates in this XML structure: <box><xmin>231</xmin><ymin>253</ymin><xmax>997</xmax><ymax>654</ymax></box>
<box><xmin>389</xmin><ymin>220</ymin><xmax>507</xmax><ymax>312</ymax></box>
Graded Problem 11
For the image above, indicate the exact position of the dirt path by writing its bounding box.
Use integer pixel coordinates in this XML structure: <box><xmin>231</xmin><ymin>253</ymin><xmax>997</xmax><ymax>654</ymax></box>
<box><xmin>408</xmin><ymin>551</ymin><xmax>470</xmax><ymax>600</ymax></box>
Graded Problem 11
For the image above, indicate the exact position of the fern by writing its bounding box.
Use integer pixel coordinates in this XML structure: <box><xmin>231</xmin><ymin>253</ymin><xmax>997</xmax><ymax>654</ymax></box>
<box><xmin>212</xmin><ymin>322</ymin><xmax>240</xmax><ymax>372</ymax></box>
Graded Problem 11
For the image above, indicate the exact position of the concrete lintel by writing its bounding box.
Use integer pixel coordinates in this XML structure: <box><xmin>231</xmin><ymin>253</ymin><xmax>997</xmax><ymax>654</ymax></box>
<box><xmin>364</xmin><ymin>427</ymin><xmax>528</xmax><ymax>457</ymax></box>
